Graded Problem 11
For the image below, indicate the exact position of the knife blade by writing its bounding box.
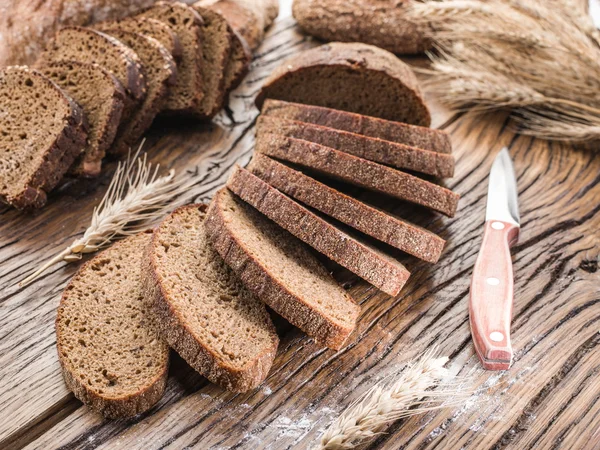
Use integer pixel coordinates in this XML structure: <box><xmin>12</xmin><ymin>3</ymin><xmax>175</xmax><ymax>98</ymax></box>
<box><xmin>469</xmin><ymin>147</ymin><xmax>520</xmax><ymax>371</ymax></box>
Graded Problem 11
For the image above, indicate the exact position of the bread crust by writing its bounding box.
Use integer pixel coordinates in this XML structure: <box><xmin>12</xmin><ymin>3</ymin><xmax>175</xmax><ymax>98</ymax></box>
<box><xmin>262</xmin><ymin>99</ymin><xmax>452</xmax><ymax>154</ymax></box>
<box><xmin>141</xmin><ymin>204</ymin><xmax>279</xmax><ymax>393</ymax></box>
<box><xmin>56</xmin><ymin>231</ymin><xmax>170</xmax><ymax>419</ymax></box>
<box><xmin>292</xmin><ymin>0</ymin><xmax>429</xmax><ymax>55</ymax></box>
<box><xmin>205</xmin><ymin>189</ymin><xmax>359</xmax><ymax>350</ymax></box>
<box><xmin>256</xmin><ymin>133</ymin><xmax>460</xmax><ymax>217</ymax></box>
<box><xmin>0</xmin><ymin>66</ymin><xmax>88</xmax><ymax>209</ymax></box>
<box><xmin>248</xmin><ymin>154</ymin><xmax>446</xmax><ymax>263</ymax></box>
<box><xmin>256</xmin><ymin>42</ymin><xmax>431</xmax><ymax>126</ymax></box>
<box><xmin>257</xmin><ymin>115</ymin><xmax>454</xmax><ymax>177</ymax></box>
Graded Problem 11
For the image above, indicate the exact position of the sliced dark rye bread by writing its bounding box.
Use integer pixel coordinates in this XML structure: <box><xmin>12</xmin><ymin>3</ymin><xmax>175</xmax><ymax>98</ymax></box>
<box><xmin>191</xmin><ymin>6</ymin><xmax>233</xmax><ymax>118</ymax></box>
<box><xmin>255</xmin><ymin>42</ymin><xmax>431</xmax><ymax>125</ymax></box>
<box><xmin>194</xmin><ymin>1</ymin><xmax>252</xmax><ymax>92</ymax></box>
<box><xmin>0</xmin><ymin>66</ymin><xmax>87</xmax><ymax>209</ymax></box>
<box><xmin>136</xmin><ymin>2</ymin><xmax>204</xmax><ymax>114</ymax></box>
<box><xmin>248</xmin><ymin>154</ymin><xmax>446</xmax><ymax>263</ymax></box>
<box><xmin>37</xmin><ymin>26</ymin><xmax>146</xmax><ymax>120</ymax></box>
<box><xmin>41</xmin><ymin>62</ymin><xmax>125</xmax><ymax>177</ymax></box>
<box><xmin>100</xmin><ymin>30</ymin><xmax>176</xmax><ymax>154</ymax></box>
<box><xmin>227</xmin><ymin>167</ymin><xmax>410</xmax><ymax>296</ymax></box>
<box><xmin>95</xmin><ymin>17</ymin><xmax>182</xmax><ymax>61</ymax></box>
<box><xmin>256</xmin><ymin>116</ymin><xmax>454</xmax><ymax>178</ymax></box>
<box><xmin>56</xmin><ymin>231</ymin><xmax>170</xmax><ymax>418</ymax></box>
<box><xmin>205</xmin><ymin>189</ymin><xmax>360</xmax><ymax>350</ymax></box>
<box><xmin>141</xmin><ymin>204</ymin><xmax>278</xmax><ymax>392</ymax></box>
<box><xmin>256</xmin><ymin>133</ymin><xmax>460</xmax><ymax>217</ymax></box>
<box><xmin>262</xmin><ymin>99</ymin><xmax>451</xmax><ymax>154</ymax></box>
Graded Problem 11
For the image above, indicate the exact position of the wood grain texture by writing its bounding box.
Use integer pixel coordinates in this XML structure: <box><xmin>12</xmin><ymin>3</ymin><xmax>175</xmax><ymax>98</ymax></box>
<box><xmin>1</xmin><ymin>12</ymin><xmax>600</xmax><ymax>450</ymax></box>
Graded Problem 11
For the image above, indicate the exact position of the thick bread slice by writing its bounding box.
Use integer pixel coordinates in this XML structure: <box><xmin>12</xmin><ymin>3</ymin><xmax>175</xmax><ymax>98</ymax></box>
<box><xmin>227</xmin><ymin>167</ymin><xmax>410</xmax><ymax>296</ymax></box>
<box><xmin>37</xmin><ymin>26</ymin><xmax>146</xmax><ymax>120</ymax></box>
<box><xmin>136</xmin><ymin>2</ymin><xmax>204</xmax><ymax>114</ymax></box>
<box><xmin>256</xmin><ymin>42</ymin><xmax>431</xmax><ymax>125</ymax></box>
<box><xmin>257</xmin><ymin>116</ymin><xmax>454</xmax><ymax>177</ymax></box>
<box><xmin>262</xmin><ymin>99</ymin><xmax>452</xmax><ymax>154</ymax></box>
<box><xmin>292</xmin><ymin>0</ymin><xmax>428</xmax><ymax>55</ymax></box>
<box><xmin>56</xmin><ymin>231</ymin><xmax>170</xmax><ymax>419</ymax></box>
<box><xmin>100</xmin><ymin>30</ymin><xmax>176</xmax><ymax>154</ymax></box>
<box><xmin>194</xmin><ymin>2</ymin><xmax>251</xmax><ymax>91</ymax></box>
<box><xmin>205</xmin><ymin>189</ymin><xmax>360</xmax><ymax>350</ymax></box>
<box><xmin>141</xmin><ymin>204</ymin><xmax>278</xmax><ymax>392</ymax></box>
<box><xmin>41</xmin><ymin>62</ymin><xmax>125</xmax><ymax>177</ymax></box>
<box><xmin>257</xmin><ymin>133</ymin><xmax>460</xmax><ymax>217</ymax></box>
<box><xmin>0</xmin><ymin>66</ymin><xmax>87</xmax><ymax>209</ymax></box>
<box><xmin>248</xmin><ymin>154</ymin><xmax>446</xmax><ymax>263</ymax></box>
<box><xmin>192</xmin><ymin>6</ymin><xmax>233</xmax><ymax>118</ymax></box>
<box><xmin>95</xmin><ymin>17</ymin><xmax>182</xmax><ymax>61</ymax></box>
<box><xmin>195</xmin><ymin>0</ymin><xmax>277</xmax><ymax>50</ymax></box>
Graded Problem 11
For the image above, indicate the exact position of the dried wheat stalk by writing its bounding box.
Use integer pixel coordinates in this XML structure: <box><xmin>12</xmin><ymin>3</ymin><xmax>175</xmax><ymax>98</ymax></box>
<box><xmin>19</xmin><ymin>144</ymin><xmax>200</xmax><ymax>287</ymax></box>
<box><xmin>317</xmin><ymin>348</ymin><xmax>470</xmax><ymax>450</ymax></box>
<box><xmin>407</xmin><ymin>0</ymin><xmax>600</xmax><ymax>142</ymax></box>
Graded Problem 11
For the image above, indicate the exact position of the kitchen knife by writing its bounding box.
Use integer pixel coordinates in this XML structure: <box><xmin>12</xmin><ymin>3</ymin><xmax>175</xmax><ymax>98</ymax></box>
<box><xmin>469</xmin><ymin>147</ymin><xmax>520</xmax><ymax>371</ymax></box>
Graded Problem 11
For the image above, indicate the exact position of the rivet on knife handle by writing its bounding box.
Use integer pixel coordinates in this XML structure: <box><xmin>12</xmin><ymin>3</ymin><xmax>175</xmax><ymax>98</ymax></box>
<box><xmin>469</xmin><ymin>220</ymin><xmax>519</xmax><ymax>370</ymax></box>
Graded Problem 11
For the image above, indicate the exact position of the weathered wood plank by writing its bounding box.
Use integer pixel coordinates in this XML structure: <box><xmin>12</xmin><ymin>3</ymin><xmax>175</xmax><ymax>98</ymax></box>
<box><xmin>2</xmin><ymin>9</ymin><xmax>600</xmax><ymax>450</ymax></box>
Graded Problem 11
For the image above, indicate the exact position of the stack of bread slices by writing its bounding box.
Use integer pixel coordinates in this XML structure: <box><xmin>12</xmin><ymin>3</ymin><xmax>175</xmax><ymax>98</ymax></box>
<box><xmin>0</xmin><ymin>0</ymin><xmax>276</xmax><ymax>209</ymax></box>
<box><xmin>56</xmin><ymin>101</ymin><xmax>459</xmax><ymax>419</ymax></box>
<box><xmin>55</xmin><ymin>42</ymin><xmax>460</xmax><ymax>419</ymax></box>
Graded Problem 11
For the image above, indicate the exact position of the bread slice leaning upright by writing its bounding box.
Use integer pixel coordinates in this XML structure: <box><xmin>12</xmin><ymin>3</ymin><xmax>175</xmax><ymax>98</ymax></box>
<box><xmin>205</xmin><ymin>188</ymin><xmax>360</xmax><ymax>350</ymax></box>
<box><xmin>56</xmin><ymin>231</ymin><xmax>170</xmax><ymax>419</ymax></box>
<box><xmin>41</xmin><ymin>61</ymin><xmax>126</xmax><ymax>177</ymax></box>
<box><xmin>0</xmin><ymin>66</ymin><xmax>87</xmax><ymax>209</ymax></box>
<box><xmin>142</xmin><ymin>204</ymin><xmax>279</xmax><ymax>392</ymax></box>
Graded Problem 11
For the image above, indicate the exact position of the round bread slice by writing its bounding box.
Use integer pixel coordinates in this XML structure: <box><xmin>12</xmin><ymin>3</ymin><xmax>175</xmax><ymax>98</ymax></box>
<box><xmin>255</xmin><ymin>42</ymin><xmax>431</xmax><ymax>126</ymax></box>
<box><xmin>37</xmin><ymin>26</ymin><xmax>147</xmax><ymax>119</ymax></box>
<box><xmin>205</xmin><ymin>189</ymin><xmax>360</xmax><ymax>350</ymax></box>
<box><xmin>56</xmin><ymin>231</ymin><xmax>170</xmax><ymax>419</ymax></box>
<box><xmin>100</xmin><ymin>30</ymin><xmax>176</xmax><ymax>154</ymax></box>
<box><xmin>41</xmin><ymin>62</ymin><xmax>126</xmax><ymax>177</ymax></box>
<box><xmin>192</xmin><ymin>6</ymin><xmax>233</xmax><ymax>118</ymax></box>
<box><xmin>141</xmin><ymin>204</ymin><xmax>279</xmax><ymax>392</ymax></box>
<box><xmin>0</xmin><ymin>66</ymin><xmax>87</xmax><ymax>209</ymax></box>
<box><xmin>136</xmin><ymin>2</ymin><xmax>204</xmax><ymax>114</ymax></box>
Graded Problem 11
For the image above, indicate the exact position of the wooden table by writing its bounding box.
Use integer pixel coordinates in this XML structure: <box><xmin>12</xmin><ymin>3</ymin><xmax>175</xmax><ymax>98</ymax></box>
<box><xmin>2</xmin><ymin>8</ymin><xmax>600</xmax><ymax>450</ymax></box>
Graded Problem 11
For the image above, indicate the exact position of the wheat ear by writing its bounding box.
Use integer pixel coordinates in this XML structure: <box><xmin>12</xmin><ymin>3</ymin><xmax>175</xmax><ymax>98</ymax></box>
<box><xmin>317</xmin><ymin>348</ymin><xmax>468</xmax><ymax>450</ymax></box>
<box><xmin>19</xmin><ymin>143</ymin><xmax>197</xmax><ymax>287</ymax></box>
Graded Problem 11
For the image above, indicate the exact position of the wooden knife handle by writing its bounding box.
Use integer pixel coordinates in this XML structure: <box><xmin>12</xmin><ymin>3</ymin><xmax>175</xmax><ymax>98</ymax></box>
<box><xmin>469</xmin><ymin>220</ymin><xmax>519</xmax><ymax>370</ymax></box>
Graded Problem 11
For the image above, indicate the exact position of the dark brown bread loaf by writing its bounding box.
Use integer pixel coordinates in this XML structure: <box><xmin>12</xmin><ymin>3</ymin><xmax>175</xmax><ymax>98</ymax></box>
<box><xmin>222</xmin><ymin>28</ymin><xmax>251</xmax><ymax>91</ymax></box>
<box><xmin>248</xmin><ymin>154</ymin><xmax>446</xmax><ymax>263</ymax></box>
<box><xmin>0</xmin><ymin>66</ymin><xmax>87</xmax><ymax>209</ymax></box>
<box><xmin>292</xmin><ymin>0</ymin><xmax>429</xmax><ymax>55</ymax></box>
<box><xmin>205</xmin><ymin>189</ymin><xmax>360</xmax><ymax>350</ymax></box>
<box><xmin>256</xmin><ymin>116</ymin><xmax>454</xmax><ymax>177</ymax></box>
<box><xmin>227</xmin><ymin>167</ymin><xmax>410</xmax><ymax>296</ymax></box>
<box><xmin>256</xmin><ymin>42</ymin><xmax>431</xmax><ymax>126</ymax></box>
<box><xmin>192</xmin><ymin>6</ymin><xmax>233</xmax><ymax>118</ymax></box>
<box><xmin>41</xmin><ymin>62</ymin><xmax>125</xmax><ymax>177</ymax></box>
<box><xmin>100</xmin><ymin>30</ymin><xmax>176</xmax><ymax>154</ymax></box>
<box><xmin>136</xmin><ymin>2</ymin><xmax>204</xmax><ymax>115</ymax></box>
<box><xmin>95</xmin><ymin>17</ymin><xmax>182</xmax><ymax>61</ymax></box>
<box><xmin>56</xmin><ymin>231</ymin><xmax>170</xmax><ymax>418</ymax></box>
<box><xmin>256</xmin><ymin>134</ymin><xmax>460</xmax><ymax>217</ymax></box>
<box><xmin>262</xmin><ymin>99</ymin><xmax>451</xmax><ymax>154</ymax></box>
<box><xmin>37</xmin><ymin>26</ymin><xmax>146</xmax><ymax>120</ymax></box>
<box><xmin>141</xmin><ymin>204</ymin><xmax>278</xmax><ymax>392</ymax></box>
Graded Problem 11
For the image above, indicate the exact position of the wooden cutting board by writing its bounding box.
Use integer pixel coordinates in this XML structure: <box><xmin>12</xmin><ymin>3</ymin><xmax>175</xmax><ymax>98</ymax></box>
<box><xmin>1</xmin><ymin>12</ymin><xmax>600</xmax><ymax>450</ymax></box>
